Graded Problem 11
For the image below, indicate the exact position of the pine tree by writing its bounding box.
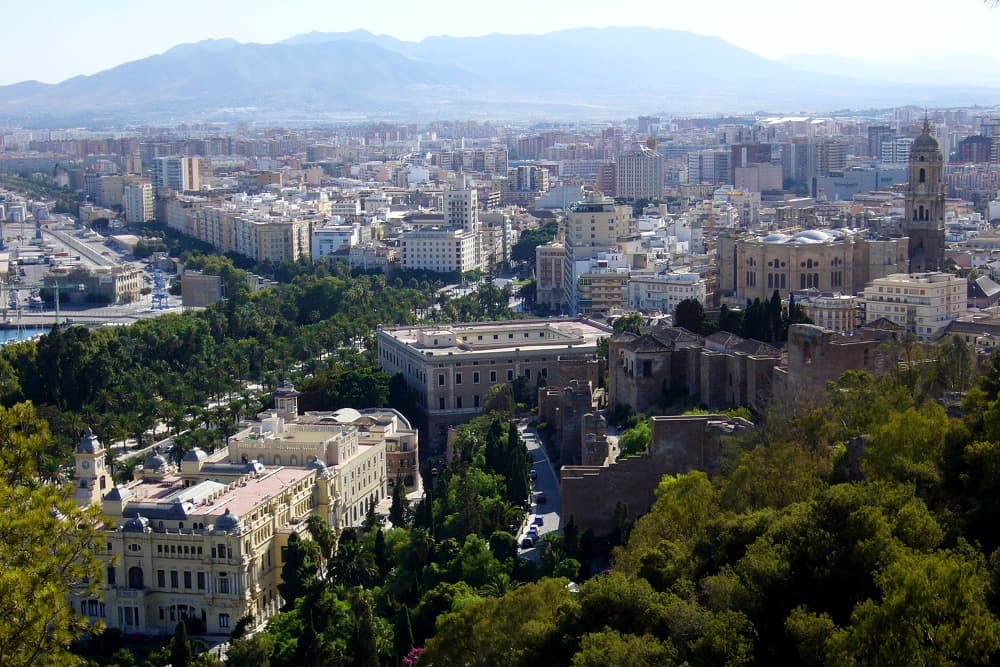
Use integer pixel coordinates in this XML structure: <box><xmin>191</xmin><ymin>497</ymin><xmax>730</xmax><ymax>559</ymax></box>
<box><xmin>171</xmin><ymin>621</ymin><xmax>193</xmax><ymax>667</ymax></box>
<box><xmin>374</xmin><ymin>527</ymin><xmax>388</xmax><ymax>577</ymax></box>
<box><xmin>389</xmin><ymin>475</ymin><xmax>410</xmax><ymax>527</ymax></box>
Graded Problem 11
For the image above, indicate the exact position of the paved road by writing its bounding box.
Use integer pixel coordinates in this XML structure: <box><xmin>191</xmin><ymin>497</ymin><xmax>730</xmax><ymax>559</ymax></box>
<box><xmin>516</xmin><ymin>418</ymin><xmax>561</xmax><ymax>561</ymax></box>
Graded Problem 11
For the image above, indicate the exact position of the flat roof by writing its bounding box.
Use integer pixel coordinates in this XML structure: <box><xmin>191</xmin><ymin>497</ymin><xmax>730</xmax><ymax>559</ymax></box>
<box><xmin>124</xmin><ymin>467</ymin><xmax>315</xmax><ymax>520</ymax></box>
<box><xmin>379</xmin><ymin>318</ymin><xmax>611</xmax><ymax>357</ymax></box>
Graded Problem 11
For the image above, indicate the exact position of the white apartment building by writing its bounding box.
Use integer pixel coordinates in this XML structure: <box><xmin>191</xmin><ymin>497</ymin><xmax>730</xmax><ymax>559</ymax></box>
<box><xmin>444</xmin><ymin>187</ymin><xmax>479</xmax><ymax>231</ymax></box>
<box><xmin>861</xmin><ymin>272</ymin><xmax>966</xmax><ymax>341</ymax></box>
<box><xmin>123</xmin><ymin>180</ymin><xmax>154</xmax><ymax>224</ymax></box>
<box><xmin>629</xmin><ymin>270</ymin><xmax>708</xmax><ymax>313</ymax></box>
<box><xmin>312</xmin><ymin>221</ymin><xmax>361</xmax><ymax>260</ymax></box>
<box><xmin>329</xmin><ymin>200</ymin><xmax>362</xmax><ymax>217</ymax></box>
<box><xmin>400</xmin><ymin>226</ymin><xmax>482</xmax><ymax>274</ymax></box>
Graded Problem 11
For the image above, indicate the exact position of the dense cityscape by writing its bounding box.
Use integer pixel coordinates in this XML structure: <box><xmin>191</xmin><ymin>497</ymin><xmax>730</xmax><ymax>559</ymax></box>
<box><xmin>3</xmin><ymin>4</ymin><xmax>1000</xmax><ymax>666</ymax></box>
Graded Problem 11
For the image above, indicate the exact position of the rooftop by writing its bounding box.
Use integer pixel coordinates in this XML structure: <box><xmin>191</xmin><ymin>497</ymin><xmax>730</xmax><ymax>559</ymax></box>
<box><xmin>378</xmin><ymin>318</ymin><xmax>611</xmax><ymax>357</ymax></box>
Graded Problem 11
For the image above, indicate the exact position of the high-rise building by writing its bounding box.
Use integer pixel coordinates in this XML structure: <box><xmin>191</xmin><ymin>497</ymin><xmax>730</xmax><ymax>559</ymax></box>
<box><xmin>729</xmin><ymin>144</ymin><xmax>772</xmax><ymax>182</ymax></box>
<box><xmin>957</xmin><ymin>135</ymin><xmax>995</xmax><ymax>163</ymax></box>
<box><xmin>152</xmin><ymin>156</ymin><xmax>201</xmax><ymax>194</ymax></box>
<box><xmin>905</xmin><ymin>119</ymin><xmax>946</xmax><ymax>272</ymax></box>
<box><xmin>596</xmin><ymin>162</ymin><xmax>617</xmax><ymax>197</ymax></box>
<box><xmin>616</xmin><ymin>143</ymin><xmax>663</xmax><ymax>200</ymax></box>
<box><xmin>868</xmin><ymin>125</ymin><xmax>894</xmax><ymax>159</ymax></box>
<box><xmin>562</xmin><ymin>192</ymin><xmax>632</xmax><ymax>314</ymax></box>
<box><xmin>687</xmin><ymin>149</ymin><xmax>731</xmax><ymax>187</ymax></box>
<box><xmin>123</xmin><ymin>179</ymin><xmax>154</xmax><ymax>223</ymax></box>
<box><xmin>444</xmin><ymin>187</ymin><xmax>479</xmax><ymax>232</ymax></box>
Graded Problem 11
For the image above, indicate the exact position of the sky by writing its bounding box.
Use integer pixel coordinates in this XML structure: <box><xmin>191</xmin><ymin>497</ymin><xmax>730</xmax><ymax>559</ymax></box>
<box><xmin>0</xmin><ymin>0</ymin><xmax>997</xmax><ymax>85</ymax></box>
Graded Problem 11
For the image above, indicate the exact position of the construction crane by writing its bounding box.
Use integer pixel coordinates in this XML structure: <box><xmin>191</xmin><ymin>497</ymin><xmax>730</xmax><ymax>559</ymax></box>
<box><xmin>1</xmin><ymin>278</ymin><xmax>83</xmax><ymax>326</ymax></box>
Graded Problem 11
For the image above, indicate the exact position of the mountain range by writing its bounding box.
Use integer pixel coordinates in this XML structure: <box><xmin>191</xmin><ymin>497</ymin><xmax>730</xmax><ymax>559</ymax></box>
<box><xmin>1</xmin><ymin>27</ymin><xmax>996</xmax><ymax>125</ymax></box>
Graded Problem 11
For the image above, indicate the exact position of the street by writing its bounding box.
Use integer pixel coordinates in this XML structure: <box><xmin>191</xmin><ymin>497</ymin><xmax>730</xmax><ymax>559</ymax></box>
<box><xmin>516</xmin><ymin>417</ymin><xmax>561</xmax><ymax>561</ymax></box>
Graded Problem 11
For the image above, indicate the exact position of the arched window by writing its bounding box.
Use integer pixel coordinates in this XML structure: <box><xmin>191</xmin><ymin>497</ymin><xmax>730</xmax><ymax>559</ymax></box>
<box><xmin>919</xmin><ymin>168</ymin><xmax>926</xmax><ymax>183</ymax></box>
<box><xmin>273</xmin><ymin>455</ymin><xmax>281</xmax><ymax>466</ymax></box>
<box><xmin>128</xmin><ymin>566</ymin><xmax>144</xmax><ymax>589</ymax></box>
<box><xmin>289</xmin><ymin>455</ymin><xmax>298</xmax><ymax>466</ymax></box>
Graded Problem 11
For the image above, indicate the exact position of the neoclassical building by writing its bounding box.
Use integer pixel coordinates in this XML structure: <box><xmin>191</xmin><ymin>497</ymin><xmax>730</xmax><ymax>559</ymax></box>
<box><xmin>71</xmin><ymin>382</ymin><xmax>405</xmax><ymax>637</ymax></box>
<box><xmin>72</xmin><ymin>429</ymin><xmax>336</xmax><ymax>636</ymax></box>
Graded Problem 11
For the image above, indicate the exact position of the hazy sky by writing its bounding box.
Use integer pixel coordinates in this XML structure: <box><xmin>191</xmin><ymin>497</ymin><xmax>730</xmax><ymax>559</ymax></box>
<box><xmin>1</xmin><ymin>0</ymin><xmax>997</xmax><ymax>85</ymax></box>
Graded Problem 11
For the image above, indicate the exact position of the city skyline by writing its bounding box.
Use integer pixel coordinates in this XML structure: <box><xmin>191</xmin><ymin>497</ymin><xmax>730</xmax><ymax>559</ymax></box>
<box><xmin>1</xmin><ymin>0</ymin><xmax>998</xmax><ymax>86</ymax></box>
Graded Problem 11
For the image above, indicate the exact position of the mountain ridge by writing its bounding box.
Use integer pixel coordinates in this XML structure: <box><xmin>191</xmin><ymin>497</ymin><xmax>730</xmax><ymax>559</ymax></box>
<box><xmin>0</xmin><ymin>27</ymin><xmax>995</xmax><ymax>124</ymax></box>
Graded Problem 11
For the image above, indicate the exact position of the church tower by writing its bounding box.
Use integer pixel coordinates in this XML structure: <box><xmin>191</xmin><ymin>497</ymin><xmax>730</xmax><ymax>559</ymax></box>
<box><xmin>74</xmin><ymin>428</ymin><xmax>111</xmax><ymax>507</ymax></box>
<box><xmin>904</xmin><ymin>118</ymin><xmax>946</xmax><ymax>272</ymax></box>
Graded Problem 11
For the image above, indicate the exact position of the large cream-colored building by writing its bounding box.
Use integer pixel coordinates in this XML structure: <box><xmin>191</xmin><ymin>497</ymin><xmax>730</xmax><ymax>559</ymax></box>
<box><xmin>718</xmin><ymin>228</ymin><xmax>909</xmax><ymax>305</ymax></box>
<box><xmin>400</xmin><ymin>226</ymin><xmax>483</xmax><ymax>274</ymax></box>
<box><xmin>231</xmin><ymin>216</ymin><xmax>311</xmax><ymax>264</ymax></box>
<box><xmin>228</xmin><ymin>383</ymin><xmax>389</xmax><ymax>529</ymax></box>
<box><xmin>378</xmin><ymin>318</ymin><xmax>611</xmax><ymax>450</ymax></box>
<box><xmin>72</xmin><ymin>429</ymin><xmax>337</xmax><ymax>636</ymax></box>
<box><xmin>861</xmin><ymin>272</ymin><xmax>966</xmax><ymax>341</ymax></box>
<box><xmin>629</xmin><ymin>270</ymin><xmax>708</xmax><ymax>313</ymax></box>
<box><xmin>72</xmin><ymin>384</ymin><xmax>402</xmax><ymax>637</ymax></box>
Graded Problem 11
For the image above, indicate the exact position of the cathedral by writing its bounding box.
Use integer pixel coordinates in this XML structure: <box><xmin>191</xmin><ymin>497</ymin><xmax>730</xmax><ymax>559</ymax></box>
<box><xmin>904</xmin><ymin>118</ymin><xmax>946</xmax><ymax>272</ymax></box>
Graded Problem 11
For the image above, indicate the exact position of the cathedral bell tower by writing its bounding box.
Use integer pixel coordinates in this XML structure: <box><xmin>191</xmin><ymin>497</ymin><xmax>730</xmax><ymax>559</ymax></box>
<box><xmin>904</xmin><ymin>117</ymin><xmax>946</xmax><ymax>272</ymax></box>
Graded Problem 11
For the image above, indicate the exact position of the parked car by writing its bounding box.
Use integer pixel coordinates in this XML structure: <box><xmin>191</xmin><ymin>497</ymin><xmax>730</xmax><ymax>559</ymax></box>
<box><xmin>536</xmin><ymin>492</ymin><xmax>548</xmax><ymax>504</ymax></box>
<box><xmin>529</xmin><ymin>468</ymin><xmax>538</xmax><ymax>480</ymax></box>
<box><xmin>521</xmin><ymin>535</ymin><xmax>536</xmax><ymax>548</ymax></box>
<box><xmin>533</xmin><ymin>516</ymin><xmax>544</xmax><ymax>526</ymax></box>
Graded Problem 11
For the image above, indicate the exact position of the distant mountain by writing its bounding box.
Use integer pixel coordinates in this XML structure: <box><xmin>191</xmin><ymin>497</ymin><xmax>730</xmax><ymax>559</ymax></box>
<box><xmin>779</xmin><ymin>52</ymin><xmax>1000</xmax><ymax>88</ymax></box>
<box><xmin>0</xmin><ymin>27</ymin><xmax>996</xmax><ymax>125</ymax></box>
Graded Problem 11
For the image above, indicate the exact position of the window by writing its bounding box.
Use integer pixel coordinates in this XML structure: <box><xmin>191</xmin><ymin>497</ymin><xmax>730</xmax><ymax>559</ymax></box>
<box><xmin>127</xmin><ymin>543</ymin><xmax>141</xmax><ymax>552</ymax></box>
<box><xmin>184</xmin><ymin>571</ymin><xmax>192</xmax><ymax>589</ymax></box>
<box><xmin>507</xmin><ymin>370</ymin><xmax>514</xmax><ymax>382</ymax></box>
<box><xmin>455</xmin><ymin>373</ymin><xmax>462</xmax><ymax>385</ymax></box>
<box><xmin>219</xmin><ymin>613</ymin><xmax>231</xmax><ymax>629</ymax></box>
<box><xmin>473</xmin><ymin>372</ymin><xmax>479</xmax><ymax>384</ymax></box>
<box><xmin>490</xmin><ymin>371</ymin><xmax>497</xmax><ymax>383</ymax></box>
<box><xmin>218</xmin><ymin>573</ymin><xmax>230</xmax><ymax>594</ymax></box>
<box><xmin>456</xmin><ymin>397</ymin><xmax>463</xmax><ymax>409</ymax></box>
<box><xmin>197</xmin><ymin>572</ymin><xmax>206</xmax><ymax>590</ymax></box>
<box><xmin>474</xmin><ymin>395</ymin><xmax>480</xmax><ymax>408</ymax></box>
<box><xmin>157</xmin><ymin>570</ymin><xmax>165</xmax><ymax>588</ymax></box>
<box><xmin>439</xmin><ymin>397</ymin><xmax>445</xmax><ymax>410</ymax></box>
<box><xmin>170</xmin><ymin>571</ymin><xmax>179</xmax><ymax>588</ymax></box>
<box><xmin>106</xmin><ymin>566</ymin><xmax>116</xmax><ymax>586</ymax></box>
<box><xmin>438</xmin><ymin>374</ymin><xmax>445</xmax><ymax>386</ymax></box>
<box><xmin>127</xmin><ymin>566</ymin><xmax>144</xmax><ymax>590</ymax></box>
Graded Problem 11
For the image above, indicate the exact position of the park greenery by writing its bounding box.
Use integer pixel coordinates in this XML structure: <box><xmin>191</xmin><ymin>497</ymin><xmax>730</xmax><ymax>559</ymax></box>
<box><xmin>0</xmin><ymin>256</ymin><xmax>525</xmax><ymax>478</ymax></box>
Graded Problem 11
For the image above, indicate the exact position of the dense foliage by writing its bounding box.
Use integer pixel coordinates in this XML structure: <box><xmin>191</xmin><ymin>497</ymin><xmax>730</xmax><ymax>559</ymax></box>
<box><xmin>224</xmin><ymin>394</ymin><xmax>549</xmax><ymax>666</ymax></box>
<box><xmin>0</xmin><ymin>403</ymin><xmax>105</xmax><ymax>667</ymax></box>
<box><xmin>417</xmin><ymin>344</ymin><xmax>1000</xmax><ymax>665</ymax></box>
